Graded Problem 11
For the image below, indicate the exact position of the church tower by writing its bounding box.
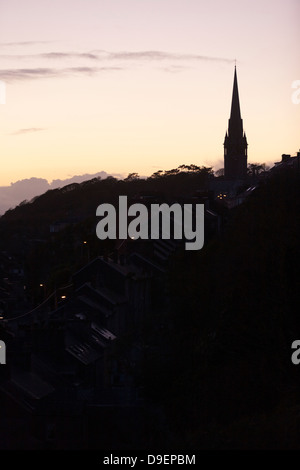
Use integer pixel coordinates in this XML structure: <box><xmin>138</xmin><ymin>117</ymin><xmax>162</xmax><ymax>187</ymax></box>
<box><xmin>224</xmin><ymin>66</ymin><xmax>248</xmax><ymax>179</ymax></box>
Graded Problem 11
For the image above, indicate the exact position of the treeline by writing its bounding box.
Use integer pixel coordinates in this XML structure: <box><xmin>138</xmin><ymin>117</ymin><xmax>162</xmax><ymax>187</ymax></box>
<box><xmin>0</xmin><ymin>164</ymin><xmax>212</xmax><ymax>241</ymax></box>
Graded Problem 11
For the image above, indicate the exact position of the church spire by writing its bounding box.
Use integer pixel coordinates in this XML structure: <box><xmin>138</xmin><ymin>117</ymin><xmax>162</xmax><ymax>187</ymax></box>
<box><xmin>224</xmin><ymin>66</ymin><xmax>248</xmax><ymax>180</ymax></box>
<box><xmin>230</xmin><ymin>66</ymin><xmax>241</xmax><ymax>122</ymax></box>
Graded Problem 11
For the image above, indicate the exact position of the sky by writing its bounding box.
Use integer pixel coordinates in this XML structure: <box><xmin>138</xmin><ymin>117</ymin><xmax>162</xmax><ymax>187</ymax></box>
<box><xmin>0</xmin><ymin>0</ymin><xmax>299</xmax><ymax>186</ymax></box>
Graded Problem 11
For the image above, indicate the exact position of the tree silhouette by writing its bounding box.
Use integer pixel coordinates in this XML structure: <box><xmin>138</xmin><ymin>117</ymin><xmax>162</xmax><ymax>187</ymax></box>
<box><xmin>124</xmin><ymin>172</ymin><xmax>140</xmax><ymax>181</ymax></box>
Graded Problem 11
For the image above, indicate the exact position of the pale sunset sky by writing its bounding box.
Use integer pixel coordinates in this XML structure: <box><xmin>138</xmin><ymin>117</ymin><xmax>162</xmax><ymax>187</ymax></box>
<box><xmin>0</xmin><ymin>0</ymin><xmax>299</xmax><ymax>186</ymax></box>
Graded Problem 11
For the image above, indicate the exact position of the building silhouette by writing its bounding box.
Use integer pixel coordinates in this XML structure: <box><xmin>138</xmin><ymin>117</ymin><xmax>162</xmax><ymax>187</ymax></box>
<box><xmin>224</xmin><ymin>66</ymin><xmax>248</xmax><ymax>180</ymax></box>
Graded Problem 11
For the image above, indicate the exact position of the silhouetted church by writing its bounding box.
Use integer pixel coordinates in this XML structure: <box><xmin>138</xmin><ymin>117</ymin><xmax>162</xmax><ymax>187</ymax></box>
<box><xmin>224</xmin><ymin>66</ymin><xmax>248</xmax><ymax>180</ymax></box>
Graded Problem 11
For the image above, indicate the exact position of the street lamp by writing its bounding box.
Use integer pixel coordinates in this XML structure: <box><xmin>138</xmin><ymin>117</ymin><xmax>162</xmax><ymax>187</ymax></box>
<box><xmin>83</xmin><ymin>241</ymin><xmax>90</xmax><ymax>262</ymax></box>
<box><xmin>39</xmin><ymin>283</ymin><xmax>46</xmax><ymax>301</ymax></box>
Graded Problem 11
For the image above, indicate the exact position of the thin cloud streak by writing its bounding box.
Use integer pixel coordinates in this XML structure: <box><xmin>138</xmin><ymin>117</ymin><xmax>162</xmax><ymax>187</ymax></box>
<box><xmin>0</xmin><ymin>49</ymin><xmax>233</xmax><ymax>82</ymax></box>
<box><xmin>0</xmin><ymin>52</ymin><xmax>99</xmax><ymax>60</ymax></box>
<box><xmin>102</xmin><ymin>50</ymin><xmax>234</xmax><ymax>63</ymax></box>
<box><xmin>9</xmin><ymin>128</ymin><xmax>46</xmax><ymax>135</ymax></box>
<box><xmin>0</xmin><ymin>49</ymin><xmax>233</xmax><ymax>63</ymax></box>
<box><xmin>0</xmin><ymin>66</ymin><xmax>123</xmax><ymax>82</ymax></box>
<box><xmin>0</xmin><ymin>41</ymin><xmax>52</xmax><ymax>47</ymax></box>
<box><xmin>41</xmin><ymin>52</ymin><xmax>99</xmax><ymax>60</ymax></box>
<box><xmin>159</xmin><ymin>65</ymin><xmax>191</xmax><ymax>73</ymax></box>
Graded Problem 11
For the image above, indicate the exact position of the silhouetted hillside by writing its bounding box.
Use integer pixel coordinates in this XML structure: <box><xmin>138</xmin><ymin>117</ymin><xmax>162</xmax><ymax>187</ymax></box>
<box><xmin>143</xmin><ymin>168</ymin><xmax>300</xmax><ymax>449</ymax></box>
<box><xmin>0</xmin><ymin>165</ymin><xmax>213</xmax><ymax>314</ymax></box>
<box><xmin>0</xmin><ymin>165</ymin><xmax>213</xmax><ymax>251</ymax></box>
<box><xmin>0</xmin><ymin>171</ymin><xmax>124</xmax><ymax>215</ymax></box>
